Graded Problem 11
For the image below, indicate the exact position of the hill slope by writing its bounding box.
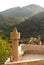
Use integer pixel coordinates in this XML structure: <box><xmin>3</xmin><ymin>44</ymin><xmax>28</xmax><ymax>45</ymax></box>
<box><xmin>0</xmin><ymin>14</ymin><xmax>24</xmax><ymax>26</ymax></box>
<box><xmin>16</xmin><ymin>12</ymin><xmax>44</xmax><ymax>40</ymax></box>
<box><xmin>1</xmin><ymin>4</ymin><xmax>44</xmax><ymax>18</ymax></box>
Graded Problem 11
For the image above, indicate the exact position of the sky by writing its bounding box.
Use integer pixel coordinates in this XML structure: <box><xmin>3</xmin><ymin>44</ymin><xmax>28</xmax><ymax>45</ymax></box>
<box><xmin>0</xmin><ymin>0</ymin><xmax>44</xmax><ymax>12</ymax></box>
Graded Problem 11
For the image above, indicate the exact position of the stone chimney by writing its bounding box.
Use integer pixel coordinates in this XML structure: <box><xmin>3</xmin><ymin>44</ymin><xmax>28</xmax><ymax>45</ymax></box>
<box><xmin>10</xmin><ymin>28</ymin><xmax>20</xmax><ymax>61</ymax></box>
<box><xmin>38</xmin><ymin>35</ymin><xmax>42</xmax><ymax>45</ymax></box>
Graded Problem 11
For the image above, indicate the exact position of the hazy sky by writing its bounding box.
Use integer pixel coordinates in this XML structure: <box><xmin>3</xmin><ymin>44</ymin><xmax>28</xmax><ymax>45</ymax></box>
<box><xmin>0</xmin><ymin>0</ymin><xmax>44</xmax><ymax>12</ymax></box>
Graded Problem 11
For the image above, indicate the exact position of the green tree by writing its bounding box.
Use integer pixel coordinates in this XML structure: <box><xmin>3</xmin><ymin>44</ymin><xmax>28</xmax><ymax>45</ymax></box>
<box><xmin>0</xmin><ymin>35</ymin><xmax>11</xmax><ymax>65</ymax></box>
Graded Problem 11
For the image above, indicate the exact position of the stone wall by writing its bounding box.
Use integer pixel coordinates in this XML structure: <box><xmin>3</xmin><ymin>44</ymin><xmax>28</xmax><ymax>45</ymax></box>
<box><xmin>21</xmin><ymin>44</ymin><xmax>44</xmax><ymax>54</ymax></box>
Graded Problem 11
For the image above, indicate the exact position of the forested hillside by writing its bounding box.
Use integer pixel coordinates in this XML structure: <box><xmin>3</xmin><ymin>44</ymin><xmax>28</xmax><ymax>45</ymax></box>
<box><xmin>16</xmin><ymin>12</ymin><xmax>44</xmax><ymax>41</ymax></box>
<box><xmin>0</xmin><ymin>11</ymin><xmax>44</xmax><ymax>41</ymax></box>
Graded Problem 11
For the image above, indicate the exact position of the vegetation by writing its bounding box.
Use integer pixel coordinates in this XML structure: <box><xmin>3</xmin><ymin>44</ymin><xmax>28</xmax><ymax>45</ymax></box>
<box><xmin>0</xmin><ymin>34</ymin><xmax>11</xmax><ymax>65</ymax></box>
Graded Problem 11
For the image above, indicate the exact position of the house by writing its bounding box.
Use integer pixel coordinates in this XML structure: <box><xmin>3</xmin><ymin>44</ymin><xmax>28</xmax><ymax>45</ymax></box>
<box><xmin>5</xmin><ymin>28</ymin><xmax>44</xmax><ymax>65</ymax></box>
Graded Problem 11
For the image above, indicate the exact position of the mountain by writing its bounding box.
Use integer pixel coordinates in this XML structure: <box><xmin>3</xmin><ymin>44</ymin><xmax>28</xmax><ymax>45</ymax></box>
<box><xmin>0</xmin><ymin>4</ymin><xmax>44</xmax><ymax>26</ymax></box>
<box><xmin>1</xmin><ymin>4</ymin><xmax>44</xmax><ymax>18</ymax></box>
<box><xmin>0</xmin><ymin>4</ymin><xmax>44</xmax><ymax>40</ymax></box>
<box><xmin>15</xmin><ymin>12</ymin><xmax>44</xmax><ymax>41</ymax></box>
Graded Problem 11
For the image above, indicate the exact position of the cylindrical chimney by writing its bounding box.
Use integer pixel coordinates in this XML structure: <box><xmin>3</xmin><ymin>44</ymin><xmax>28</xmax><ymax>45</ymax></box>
<box><xmin>10</xmin><ymin>28</ymin><xmax>20</xmax><ymax>61</ymax></box>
